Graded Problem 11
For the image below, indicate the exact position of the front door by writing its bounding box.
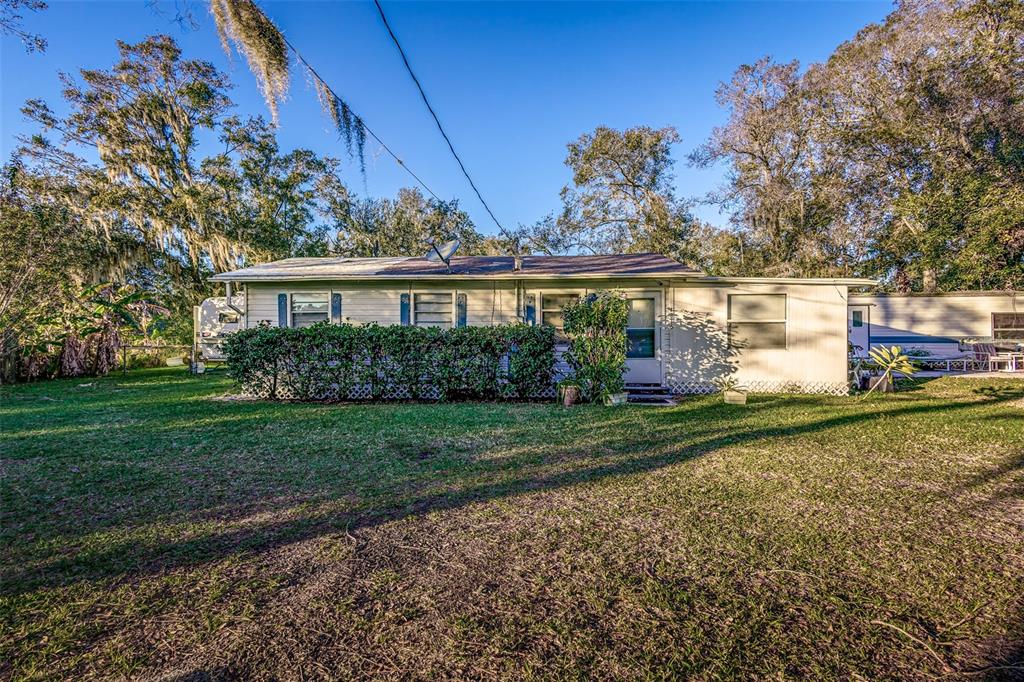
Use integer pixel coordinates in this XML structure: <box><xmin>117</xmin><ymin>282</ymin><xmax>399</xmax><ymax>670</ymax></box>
<box><xmin>848</xmin><ymin>305</ymin><xmax>870</xmax><ymax>357</ymax></box>
<box><xmin>625</xmin><ymin>293</ymin><xmax>662</xmax><ymax>384</ymax></box>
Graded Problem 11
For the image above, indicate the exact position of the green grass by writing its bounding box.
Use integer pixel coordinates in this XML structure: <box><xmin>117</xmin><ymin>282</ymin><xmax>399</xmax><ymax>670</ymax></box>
<box><xmin>1</xmin><ymin>368</ymin><xmax>1022</xmax><ymax>680</ymax></box>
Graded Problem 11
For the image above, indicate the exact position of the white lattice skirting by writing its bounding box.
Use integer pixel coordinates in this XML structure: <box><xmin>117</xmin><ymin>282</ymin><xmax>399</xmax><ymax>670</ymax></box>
<box><xmin>666</xmin><ymin>379</ymin><xmax>850</xmax><ymax>396</ymax></box>
<box><xmin>239</xmin><ymin>379</ymin><xmax>557</xmax><ymax>401</ymax></box>
<box><xmin>242</xmin><ymin>376</ymin><xmax>848</xmax><ymax>400</ymax></box>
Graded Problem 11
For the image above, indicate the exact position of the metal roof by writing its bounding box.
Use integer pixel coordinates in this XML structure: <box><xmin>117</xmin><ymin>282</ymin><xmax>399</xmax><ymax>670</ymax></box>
<box><xmin>211</xmin><ymin>253</ymin><xmax>703</xmax><ymax>282</ymax></box>
<box><xmin>850</xmin><ymin>290</ymin><xmax>1020</xmax><ymax>298</ymax></box>
<box><xmin>702</xmin><ymin>276</ymin><xmax>878</xmax><ymax>286</ymax></box>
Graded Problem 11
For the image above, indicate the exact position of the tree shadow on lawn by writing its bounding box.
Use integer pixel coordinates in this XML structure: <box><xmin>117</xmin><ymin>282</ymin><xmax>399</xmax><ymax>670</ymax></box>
<box><xmin>5</xmin><ymin>391</ymin><xmax>1014</xmax><ymax>598</ymax></box>
<box><xmin>945</xmin><ymin>418</ymin><xmax>1024</xmax><ymax>679</ymax></box>
<box><xmin>980</xmin><ymin>611</ymin><xmax>1024</xmax><ymax>681</ymax></box>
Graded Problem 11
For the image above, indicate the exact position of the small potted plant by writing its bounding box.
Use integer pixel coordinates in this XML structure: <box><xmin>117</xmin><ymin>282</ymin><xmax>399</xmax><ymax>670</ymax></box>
<box><xmin>557</xmin><ymin>378</ymin><xmax>582</xmax><ymax>407</ymax></box>
<box><xmin>602</xmin><ymin>389</ymin><xmax>628</xmax><ymax>407</ymax></box>
<box><xmin>715</xmin><ymin>377</ymin><xmax>748</xmax><ymax>405</ymax></box>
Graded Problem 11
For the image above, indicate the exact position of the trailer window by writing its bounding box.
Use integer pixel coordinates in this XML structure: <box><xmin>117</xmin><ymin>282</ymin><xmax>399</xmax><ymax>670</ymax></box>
<box><xmin>728</xmin><ymin>294</ymin><xmax>787</xmax><ymax>349</ymax></box>
<box><xmin>993</xmin><ymin>313</ymin><xmax>1024</xmax><ymax>339</ymax></box>
<box><xmin>218</xmin><ymin>313</ymin><xmax>240</xmax><ymax>324</ymax></box>
<box><xmin>290</xmin><ymin>293</ymin><xmax>329</xmax><ymax>328</ymax></box>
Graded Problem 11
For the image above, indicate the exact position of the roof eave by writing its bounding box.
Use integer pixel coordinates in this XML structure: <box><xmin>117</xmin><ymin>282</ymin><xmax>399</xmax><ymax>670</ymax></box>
<box><xmin>211</xmin><ymin>271</ymin><xmax>705</xmax><ymax>282</ymax></box>
<box><xmin>693</xmin><ymin>276</ymin><xmax>878</xmax><ymax>286</ymax></box>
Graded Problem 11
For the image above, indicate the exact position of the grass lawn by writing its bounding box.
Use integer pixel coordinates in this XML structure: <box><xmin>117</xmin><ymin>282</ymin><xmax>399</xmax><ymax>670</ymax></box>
<box><xmin>1</xmin><ymin>369</ymin><xmax>1023</xmax><ymax>680</ymax></box>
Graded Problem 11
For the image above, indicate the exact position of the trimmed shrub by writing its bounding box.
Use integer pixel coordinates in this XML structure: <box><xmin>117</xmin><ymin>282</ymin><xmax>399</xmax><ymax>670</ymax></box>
<box><xmin>562</xmin><ymin>291</ymin><xmax>628</xmax><ymax>401</ymax></box>
<box><xmin>222</xmin><ymin>322</ymin><xmax>556</xmax><ymax>401</ymax></box>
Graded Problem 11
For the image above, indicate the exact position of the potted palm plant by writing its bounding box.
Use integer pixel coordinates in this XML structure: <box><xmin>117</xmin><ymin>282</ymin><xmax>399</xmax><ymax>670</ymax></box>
<box><xmin>862</xmin><ymin>345</ymin><xmax>916</xmax><ymax>396</ymax></box>
<box><xmin>715</xmin><ymin>377</ymin><xmax>749</xmax><ymax>405</ymax></box>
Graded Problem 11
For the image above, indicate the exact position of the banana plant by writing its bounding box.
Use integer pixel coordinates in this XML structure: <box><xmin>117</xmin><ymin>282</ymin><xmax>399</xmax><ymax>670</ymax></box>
<box><xmin>862</xmin><ymin>345</ymin><xmax>917</xmax><ymax>398</ymax></box>
<box><xmin>59</xmin><ymin>284</ymin><xmax>166</xmax><ymax>377</ymax></box>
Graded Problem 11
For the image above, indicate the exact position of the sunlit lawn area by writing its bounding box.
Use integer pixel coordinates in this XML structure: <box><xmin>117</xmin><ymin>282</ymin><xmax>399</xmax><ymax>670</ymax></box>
<box><xmin>1</xmin><ymin>368</ymin><xmax>1022</xmax><ymax>679</ymax></box>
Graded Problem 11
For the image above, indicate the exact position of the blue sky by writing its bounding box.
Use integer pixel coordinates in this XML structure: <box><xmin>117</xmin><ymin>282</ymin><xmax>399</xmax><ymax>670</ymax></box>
<box><xmin>1</xmin><ymin>0</ymin><xmax>891</xmax><ymax>235</ymax></box>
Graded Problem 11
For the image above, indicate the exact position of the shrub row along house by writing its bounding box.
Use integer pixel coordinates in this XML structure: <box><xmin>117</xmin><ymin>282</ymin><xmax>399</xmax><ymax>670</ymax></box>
<box><xmin>211</xmin><ymin>253</ymin><xmax>873</xmax><ymax>396</ymax></box>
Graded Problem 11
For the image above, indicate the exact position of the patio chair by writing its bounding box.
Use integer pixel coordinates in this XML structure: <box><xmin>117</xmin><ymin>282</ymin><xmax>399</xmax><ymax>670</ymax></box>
<box><xmin>974</xmin><ymin>343</ymin><xmax>1015</xmax><ymax>372</ymax></box>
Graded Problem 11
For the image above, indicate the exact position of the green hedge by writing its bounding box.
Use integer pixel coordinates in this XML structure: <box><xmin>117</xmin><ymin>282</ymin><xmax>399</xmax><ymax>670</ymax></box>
<box><xmin>563</xmin><ymin>291</ymin><xmax>628</xmax><ymax>401</ymax></box>
<box><xmin>222</xmin><ymin>322</ymin><xmax>556</xmax><ymax>401</ymax></box>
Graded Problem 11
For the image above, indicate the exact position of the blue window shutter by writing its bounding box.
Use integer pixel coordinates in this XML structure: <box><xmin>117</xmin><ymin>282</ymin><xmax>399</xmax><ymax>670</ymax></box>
<box><xmin>400</xmin><ymin>293</ymin><xmax>410</xmax><ymax>326</ymax></box>
<box><xmin>525</xmin><ymin>294</ymin><xmax>536</xmax><ymax>325</ymax></box>
<box><xmin>331</xmin><ymin>293</ymin><xmax>342</xmax><ymax>324</ymax></box>
<box><xmin>456</xmin><ymin>293</ymin><xmax>467</xmax><ymax>327</ymax></box>
<box><xmin>277</xmin><ymin>293</ymin><xmax>288</xmax><ymax>327</ymax></box>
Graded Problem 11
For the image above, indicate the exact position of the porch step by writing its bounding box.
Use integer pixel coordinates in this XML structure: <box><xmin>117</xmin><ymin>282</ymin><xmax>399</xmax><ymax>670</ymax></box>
<box><xmin>625</xmin><ymin>384</ymin><xmax>676</xmax><ymax>406</ymax></box>
<box><xmin>625</xmin><ymin>384</ymin><xmax>671</xmax><ymax>395</ymax></box>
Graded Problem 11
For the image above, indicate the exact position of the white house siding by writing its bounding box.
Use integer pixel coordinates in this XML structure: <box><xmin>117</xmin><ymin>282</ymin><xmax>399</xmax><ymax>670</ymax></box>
<box><xmin>667</xmin><ymin>282</ymin><xmax>850</xmax><ymax>395</ymax></box>
<box><xmin>248</xmin><ymin>279</ymin><xmax>669</xmax><ymax>329</ymax></box>
<box><xmin>849</xmin><ymin>292</ymin><xmax>1023</xmax><ymax>356</ymax></box>
<box><xmin>243</xmin><ymin>278</ymin><xmax>851</xmax><ymax>395</ymax></box>
<box><xmin>521</xmin><ymin>279</ymin><xmax>670</xmax><ymax>383</ymax></box>
<box><xmin>460</xmin><ymin>281</ymin><xmax>519</xmax><ymax>326</ymax></box>
<box><xmin>246</xmin><ymin>282</ymin><xmax>401</xmax><ymax>327</ymax></box>
<box><xmin>245</xmin><ymin>281</ymin><xmax>518</xmax><ymax>328</ymax></box>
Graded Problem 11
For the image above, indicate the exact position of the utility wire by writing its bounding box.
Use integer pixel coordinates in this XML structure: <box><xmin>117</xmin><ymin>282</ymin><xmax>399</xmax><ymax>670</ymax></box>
<box><xmin>372</xmin><ymin>0</ymin><xmax>514</xmax><ymax>241</ymax></box>
<box><xmin>277</xmin><ymin>33</ymin><xmax>444</xmax><ymax>203</ymax></box>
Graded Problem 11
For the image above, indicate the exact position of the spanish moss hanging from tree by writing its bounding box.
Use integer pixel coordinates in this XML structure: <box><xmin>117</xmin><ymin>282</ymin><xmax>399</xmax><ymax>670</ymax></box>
<box><xmin>209</xmin><ymin>0</ymin><xmax>289</xmax><ymax>123</ymax></box>
<box><xmin>310</xmin><ymin>69</ymin><xmax>368</xmax><ymax>175</ymax></box>
<box><xmin>210</xmin><ymin>0</ymin><xmax>369</xmax><ymax>174</ymax></box>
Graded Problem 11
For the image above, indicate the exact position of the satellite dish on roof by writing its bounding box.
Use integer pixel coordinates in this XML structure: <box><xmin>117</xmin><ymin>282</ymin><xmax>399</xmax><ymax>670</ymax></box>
<box><xmin>425</xmin><ymin>239</ymin><xmax>460</xmax><ymax>272</ymax></box>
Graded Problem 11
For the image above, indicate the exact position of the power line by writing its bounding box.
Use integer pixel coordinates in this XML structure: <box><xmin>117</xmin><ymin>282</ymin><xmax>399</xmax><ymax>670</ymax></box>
<box><xmin>276</xmin><ymin>34</ymin><xmax>444</xmax><ymax>203</ymax></box>
<box><xmin>372</xmin><ymin>0</ymin><xmax>513</xmax><ymax>240</ymax></box>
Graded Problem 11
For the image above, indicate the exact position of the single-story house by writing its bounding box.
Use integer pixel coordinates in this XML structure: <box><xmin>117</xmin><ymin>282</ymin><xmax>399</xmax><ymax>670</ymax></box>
<box><xmin>848</xmin><ymin>291</ymin><xmax>1023</xmax><ymax>358</ymax></box>
<box><xmin>211</xmin><ymin>253</ymin><xmax>874</xmax><ymax>395</ymax></box>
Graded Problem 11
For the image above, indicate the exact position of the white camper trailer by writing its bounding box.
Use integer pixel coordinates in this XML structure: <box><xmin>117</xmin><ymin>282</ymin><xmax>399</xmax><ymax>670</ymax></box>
<box><xmin>193</xmin><ymin>296</ymin><xmax>244</xmax><ymax>363</ymax></box>
<box><xmin>848</xmin><ymin>291</ymin><xmax>1022</xmax><ymax>357</ymax></box>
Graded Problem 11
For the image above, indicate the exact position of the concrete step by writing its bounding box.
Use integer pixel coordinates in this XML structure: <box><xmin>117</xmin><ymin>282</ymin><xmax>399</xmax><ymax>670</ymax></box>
<box><xmin>626</xmin><ymin>394</ymin><xmax>677</xmax><ymax>406</ymax></box>
<box><xmin>625</xmin><ymin>385</ymin><xmax>676</xmax><ymax>405</ymax></box>
<box><xmin>625</xmin><ymin>385</ymin><xmax>672</xmax><ymax>396</ymax></box>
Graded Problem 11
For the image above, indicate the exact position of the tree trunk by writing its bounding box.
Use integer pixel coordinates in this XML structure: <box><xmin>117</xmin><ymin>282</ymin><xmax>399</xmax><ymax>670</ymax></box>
<box><xmin>894</xmin><ymin>269</ymin><xmax>912</xmax><ymax>293</ymax></box>
<box><xmin>922</xmin><ymin>268</ymin><xmax>937</xmax><ymax>294</ymax></box>
<box><xmin>59</xmin><ymin>333</ymin><xmax>88</xmax><ymax>378</ymax></box>
<box><xmin>0</xmin><ymin>330</ymin><xmax>19</xmax><ymax>385</ymax></box>
<box><xmin>92</xmin><ymin>326</ymin><xmax>120</xmax><ymax>376</ymax></box>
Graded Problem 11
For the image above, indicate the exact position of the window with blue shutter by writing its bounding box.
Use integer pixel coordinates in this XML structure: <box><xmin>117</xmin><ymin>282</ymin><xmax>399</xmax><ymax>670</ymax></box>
<box><xmin>456</xmin><ymin>293</ymin><xmax>467</xmax><ymax>327</ymax></box>
<box><xmin>331</xmin><ymin>293</ymin><xmax>342</xmax><ymax>324</ymax></box>
<box><xmin>290</xmin><ymin>293</ymin><xmax>329</xmax><ymax>328</ymax></box>
<box><xmin>400</xmin><ymin>293</ymin><xmax>410</xmax><ymax>325</ymax></box>
<box><xmin>277</xmin><ymin>293</ymin><xmax>288</xmax><ymax>327</ymax></box>
<box><xmin>524</xmin><ymin>294</ymin><xmax>536</xmax><ymax>325</ymax></box>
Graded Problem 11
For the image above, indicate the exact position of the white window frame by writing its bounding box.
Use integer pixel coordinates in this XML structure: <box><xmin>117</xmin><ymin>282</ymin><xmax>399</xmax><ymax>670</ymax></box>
<box><xmin>992</xmin><ymin>312</ymin><xmax>1024</xmax><ymax>339</ymax></box>
<box><xmin>412</xmin><ymin>291</ymin><xmax>455</xmax><ymax>328</ymax></box>
<box><xmin>625</xmin><ymin>293</ymin><xmax>659</xmax><ymax>360</ymax></box>
<box><xmin>537</xmin><ymin>290</ymin><xmax>583</xmax><ymax>343</ymax></box>
<box><xmin>289</xmin><ymin>291</ymin><xmax>330</xmax><ymax>328</ymax></box>
<box><xmin>727</xmin><ymin>293</ymin><xmax>788</xmax><ymax>350</ymax></box>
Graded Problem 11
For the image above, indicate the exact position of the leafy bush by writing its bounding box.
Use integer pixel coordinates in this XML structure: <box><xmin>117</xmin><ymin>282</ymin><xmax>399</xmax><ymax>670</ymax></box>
<box><xmin>562</xmin><ymin>291</ymin><xmax>629</xmax><ymax>402</ymax></box>
<box><xmin>222</xmin><ymin>322</ymin><xmax>556</xmax><ymax>401</ymax></box>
